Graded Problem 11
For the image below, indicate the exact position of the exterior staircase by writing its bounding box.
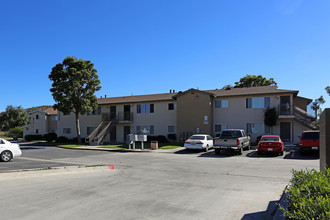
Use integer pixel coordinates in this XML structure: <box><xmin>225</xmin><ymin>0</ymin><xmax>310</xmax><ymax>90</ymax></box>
<box><xmin>85</xmin><ymin>121</ymin><xmax>117</xmax><ymax>146</ymax></box>
<box><xmin>293</xmin><ymin>106</ymin><xmax>316</xmax><ymax>129</ymax></box>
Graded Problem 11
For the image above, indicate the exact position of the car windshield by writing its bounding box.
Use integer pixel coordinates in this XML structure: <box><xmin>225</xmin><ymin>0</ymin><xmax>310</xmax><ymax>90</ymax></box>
<box><xmin>302</xmin><ymin>132</ymin><xmax>319</xmax><ymax>140</ymax></box>
<box><xmin>261</xmin><ymin>137</ymin><xmax>279</xmax><ymax>142</ymax></box>
<box><xmin>189</xmin><ymin>136</ymin><xmax>205</xmax><ymax>140</ymax></box>
<box><xmin>221</xmin><ymin>130</ymin><xmax>242</xmax><ymax>138</ymax></box>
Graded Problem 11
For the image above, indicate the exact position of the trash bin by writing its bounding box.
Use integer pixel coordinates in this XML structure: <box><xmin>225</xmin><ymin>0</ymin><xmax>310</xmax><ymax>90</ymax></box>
<box><xmin>151</xmin><ymin>141</ymin><xmax>158</xmax><ymax>150</ymax></box>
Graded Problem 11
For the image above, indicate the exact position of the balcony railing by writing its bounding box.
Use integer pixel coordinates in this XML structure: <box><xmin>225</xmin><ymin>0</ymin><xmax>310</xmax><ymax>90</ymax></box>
<box><xmin>278</xmin><ymin>104</ymin><xmax>293</xmax><ymax>116</ymax></box>
<box><xmin>102</xmin><ymin>112</ymin><xmax>133</xmax><ymax>123</ymax></box>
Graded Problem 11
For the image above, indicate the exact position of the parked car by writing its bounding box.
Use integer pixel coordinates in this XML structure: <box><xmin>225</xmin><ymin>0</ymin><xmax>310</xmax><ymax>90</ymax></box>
<box><xmin>184</xmin><ymin>134</ymin><xmax>213</xmax><ymax>151</ymax></box>
<box><xmin>213</xmin><ymin>129</ymin><xmax>250</xmax><ymax>155</ymax></box>
<box><xmin>299</xmin><ymin>131</ymin><xmax>320</xmax><ymax>154</ymax></box>
<box><xmin>257</xmin><ymin>135</ymin><xmax>284</xmax><ymax>156</ymax></box>
<box><xmin>0</xmin><ymin>138</ymin><xmax>22</xmax><ymax>162</ymax></box>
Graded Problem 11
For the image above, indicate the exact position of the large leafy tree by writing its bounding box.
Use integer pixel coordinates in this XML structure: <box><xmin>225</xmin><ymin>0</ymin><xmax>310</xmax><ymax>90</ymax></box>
<box><xmin>49</xmin><ymin>56</ymin><xmax>101</xmax><ymax>143</ymax></box>
<box><xmin>0</xmin><ymin>105</ymin><xmax>29</xmax><ymax>131</ymax></box>
<box><xmin>234</xmin><ymin>74</ymin><xmax>277</xmax><ymax>88</ymax></box>
<box><xmin>311</xmin><ymin>96</ymin><xmax>325</xmax><ymax>120</ymax></box>
<box><xmin>326</xmin><ymin>86</ymin><xmax>330</xmax><ymax>96</ymax></box>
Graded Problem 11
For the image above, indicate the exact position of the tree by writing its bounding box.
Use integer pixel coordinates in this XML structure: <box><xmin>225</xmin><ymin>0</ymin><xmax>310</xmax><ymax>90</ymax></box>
<box><xmin>326</xmin><ymin>86</ymin><xmax>330</xmax><ymax>96</ymax></box>
<box><xmin>264</xmin><ymin>107</ymin><xmax>277</xmax><ymax>134</ymax></box>
<box><xmin>311</xmin><ymin>96</ymin><xmax>325</xmax><ymax>120</ymax></box>
<box><xmin>234</xmin><ymin>74</ymin><xmax>277</xmax><ymax>88</ymax></box>
<box><xmin>0</xmin><ymin>105</ymin><xmax>29</xmax><ymax>131</ymax></box>
<box><xmin>49</xmin><ymin>56</ymin><xmax>101</xmax><ymax>143</ymax></box>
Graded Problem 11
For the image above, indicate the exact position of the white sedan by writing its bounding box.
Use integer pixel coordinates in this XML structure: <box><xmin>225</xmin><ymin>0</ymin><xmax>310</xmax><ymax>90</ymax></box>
<box><xmin>184</xmin><ymin>134</ymin><xmax>214</xmax><ymax>151</ymax></box>
<box><xmin>0</xmin><ymin>138</ymin><xmax>22</xmax><ymax>162</ymax></box>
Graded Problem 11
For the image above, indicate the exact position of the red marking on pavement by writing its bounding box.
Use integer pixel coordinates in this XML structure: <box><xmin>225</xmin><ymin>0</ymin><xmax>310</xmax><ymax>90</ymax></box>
<box><xmin>107</xmin><ymin>165</ymin><xmax>114</xmax><ymax>170</ymax></box>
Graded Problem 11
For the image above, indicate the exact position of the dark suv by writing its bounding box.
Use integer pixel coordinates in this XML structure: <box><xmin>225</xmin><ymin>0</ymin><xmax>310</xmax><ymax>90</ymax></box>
<box><xmin>299</xmin><ymin>131</ymin><xmax>320</xmax><ymax>154</ymax></box>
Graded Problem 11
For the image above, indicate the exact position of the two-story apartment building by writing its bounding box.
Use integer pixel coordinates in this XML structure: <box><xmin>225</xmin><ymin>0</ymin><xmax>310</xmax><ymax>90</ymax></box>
<box><xmin>23</xmin><ymin>108</ymin><xmax>58</xmax><ymax>137</ymax></box>
<box><xmin>53</xmin><ymin>86</ymin><xmax>314</xmax><ymax>144</ymax></box>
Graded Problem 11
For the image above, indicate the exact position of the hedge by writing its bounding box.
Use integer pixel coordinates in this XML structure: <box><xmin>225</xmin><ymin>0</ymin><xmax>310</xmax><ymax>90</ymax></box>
<box><xmin>43</xmin><ymin>132</ymin><xmax>57</xmax><ymax>142</ymax></box>
<box><xmin>25</xmin><ymin>135</ymin><xmax>43</xmax><ymax>142</ymax></box>
<box><xmin>280</xmin><ymin>169</ymin><xmax>330</xmax><ymax>219</ymax></box>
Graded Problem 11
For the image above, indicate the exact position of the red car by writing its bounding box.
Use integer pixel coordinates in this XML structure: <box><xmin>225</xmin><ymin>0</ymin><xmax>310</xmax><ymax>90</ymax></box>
<box><xmin>257</xmin><ymin>135</ymin><xmax>284</xmax><ymax>156</ymax></box>
<box><xmin>299</xmin><ymin>131</ymin><xmax>320</xmax><ymax>154</ymax></box>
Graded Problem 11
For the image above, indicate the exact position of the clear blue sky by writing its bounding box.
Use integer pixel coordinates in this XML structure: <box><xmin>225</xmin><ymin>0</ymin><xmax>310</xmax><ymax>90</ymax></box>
<box><xmin>1</xmin><ymin>0</ymin><xmax>329</xmax><ymax>113</ymax></box>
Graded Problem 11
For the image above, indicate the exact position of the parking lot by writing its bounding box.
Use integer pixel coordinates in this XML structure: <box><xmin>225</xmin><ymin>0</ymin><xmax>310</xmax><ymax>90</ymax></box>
<box><xmin>0</xmin><ymin>143</ymin><xmax>320</xmax><ymax>219</ymax></box>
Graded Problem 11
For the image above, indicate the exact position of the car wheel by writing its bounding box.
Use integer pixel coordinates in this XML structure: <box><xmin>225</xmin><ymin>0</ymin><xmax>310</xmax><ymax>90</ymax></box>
<box><xmin>215</xmin><ymin>149</ymin><xmax>220</xmax><ymax>155</ymax></box>
<box><xmin>279</xmin><ymin>151</ymin><xmax>284</xmax><ymax>156</ymax></box>
<box><xmin>1</xmin><ymin>150</ymin><xmax>13</xmax><ymax>162</ymax></box>
<box><xmin>237</xmin><ymin>147</ymin><xmax>242</xmax><ymax>155</ymax></box>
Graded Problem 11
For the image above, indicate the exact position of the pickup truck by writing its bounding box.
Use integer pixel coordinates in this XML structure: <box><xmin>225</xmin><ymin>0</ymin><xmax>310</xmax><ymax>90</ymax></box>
<box><xmin>214</xmin><ymin>129</ymin><xmax>250</xmax><ymax>155</ymax></box>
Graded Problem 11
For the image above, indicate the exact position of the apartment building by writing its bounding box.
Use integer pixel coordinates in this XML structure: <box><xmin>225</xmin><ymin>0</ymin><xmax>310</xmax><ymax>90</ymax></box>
<box><xmin>54</xmin><ymin>86</ymin><xmax>315</xmax><ymax>144</ymax></box>
<box><xmin>23</xmin><ymin>108</ymin><xmax>58</xmax><ymax>136</ymax></box>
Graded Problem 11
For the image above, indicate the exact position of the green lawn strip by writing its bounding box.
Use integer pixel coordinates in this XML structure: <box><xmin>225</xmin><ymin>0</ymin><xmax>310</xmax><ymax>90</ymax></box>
<box><xmin>54</xmin><ymin>143</ymin><xmax>88</xmax><ymax>148</ymax></box>
<box><xmin>98</xmin><ymin>142</ymin><xmax>182</xmax><ymax>150</ymax></box>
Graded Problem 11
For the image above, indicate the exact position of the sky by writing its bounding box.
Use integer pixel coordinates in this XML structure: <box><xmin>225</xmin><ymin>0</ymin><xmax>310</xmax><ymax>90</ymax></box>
<box><xmin>0</xmin><ymin>0</ymin><xmax>329</xmax><ymax>114</ymax></box>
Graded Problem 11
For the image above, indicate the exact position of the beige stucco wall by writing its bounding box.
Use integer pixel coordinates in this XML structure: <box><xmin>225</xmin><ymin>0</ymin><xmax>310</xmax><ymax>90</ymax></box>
<box><xmin>23</xmin><ymin>112</ymin><xmax>47</xmax><ymax>137</ymax></box>
<box><xmin>176</xmin><ymin>91</ymin><xmax>213</xmax><ymax>140</ymax></box>
<box><xmin>57</xmin><ymin>101</ymin><xmax>177</xmax><ymax>143</ymax></box>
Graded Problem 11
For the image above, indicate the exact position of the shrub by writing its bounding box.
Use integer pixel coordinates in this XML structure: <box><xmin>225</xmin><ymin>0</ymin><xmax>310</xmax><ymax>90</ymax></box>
<box><xmin>56</xmin><ymin>136</ymin><xmax>68</xmax><ymax>142</ymax></box>
<box><xmin>8</xmin><ymin>126</ymin><xmax>23</xmax><ymax>138</ymax></box>
<box><xmin>167</xmin><ymin>134</ymin><xmax>177</xmax><ymax>141</ymax></box>
<box><xmin>256</xmin><ymin>135</ymin><xmax>262</xmax><ymax>144</ymax></box>
<box><xmin>69</xmin><ymin>137</ymin><xmax>86</xmax><ymax>144</ymax></box>
<box><xmin>147</xmin><ymin>135</ymin><xmax>168</xmax><ymax>143</ymax></box>
<box><xmin>25</xmin><ymin>135</ymin><xmax>43</xmax><ymax>142</ymax></box>
<box><xmin>280</xmin><ymin>169</ymin><xmax>330</xmax><ymax>219</ymax></box>
<box><xmin>43</xmin><ymin>132</ymin><xmax>57</xmax><ymax>142</ymax></box>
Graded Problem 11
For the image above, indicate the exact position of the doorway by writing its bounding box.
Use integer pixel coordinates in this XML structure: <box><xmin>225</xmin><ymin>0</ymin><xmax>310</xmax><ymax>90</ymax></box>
<box><xmin>124</xmin><ymin>105</ymin><xmax>131</xmax><ymax>121</ymax></box>
<box><xmin>280</xmin><ymin>122</ymin><xmax>291</xmax><ymax>142</ymax></box>
<box><xmin>124</xmin><ymin>126</ymin><xmax>130</xmax><ymax>142</ymax></box>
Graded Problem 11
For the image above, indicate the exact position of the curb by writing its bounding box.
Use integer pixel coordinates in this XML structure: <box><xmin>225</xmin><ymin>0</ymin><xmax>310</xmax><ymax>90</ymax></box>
<box><xmin>0</xmin><ymin>165</ymin><xmax>115</xmax><ymax>180</ymax></box>
<box><xmin>57</xmin><ymin>146</ymin><xmax>153</xmax><ymax>153</ymax></box>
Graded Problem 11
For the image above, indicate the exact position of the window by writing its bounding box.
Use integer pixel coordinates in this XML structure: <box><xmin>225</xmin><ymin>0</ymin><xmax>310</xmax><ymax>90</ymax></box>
<box><xmin>87</xmin><ymin>107</ymin><xmax>101</xmax><ymax>116</ymax></box>
<box><xmin>136</xmin><ymin>125</ymin><xmax>154</xmax><ymax>135</ymax></box>
<box><xmin>137</xmin><ymin>104</ymin><xmax>154</xmax><ymax>114</ymax></box>
<box><xmin>168</xmin><ymin>103</ymin><xmax>176</xmax><ymax>110</ymax></box>
<box><xmin>215</xmin><ymin>100</ymin><xmax>229</xmax><ymax>108</ymax></box>
<box><xmin>36</xmin><ymin>114</ymin><xmax>40</xmax><ymax>119</ymax></box>
<box><xmin>168</xmin><ymin>126</ymin><xmax>176</xmax><ymax>133</ymax></box>
<box><xmin>36</xmin><ymin>129</ymin><xmax>39</xmax><ymax>134</ymax></box>
<box><xmin>87</xmin><ymin>127</ymin><xmax>96</xmax><ymax>135</ymax></box>
<box><xmin>215</xmin><ymin>124</ymin><xmax>228</xmax><ymax>133</ymax></box>
<box><xmin>246</xmin><ymin>97</ymin><xmax>270</xmax><ymax>109</ymax></box>
<box><xmin>63</xmin><ymin>128</ymin><xmax>71</xmax><ymax>134</ymax></box>
<box><xmin>51</xmin><ymin>116</ymin><xmax>57</xmax><ymax>120</ymax></box>
<box><xmin>246</xmin><ymin>123</ymin><xmax>270</xmax><ymax>134</ymax></box>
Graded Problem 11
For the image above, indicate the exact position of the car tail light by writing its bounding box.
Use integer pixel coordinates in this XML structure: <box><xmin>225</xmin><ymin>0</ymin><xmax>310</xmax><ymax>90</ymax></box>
<box><xmin>213</xmin><ymin>139</ymin><xmax>215</xmax><ymax>145</ymax></box>
<box><xmin>185</xmin><ymin>142</ymin><xmax>190</xmax><ymax>144</ymax></box>
<box><xmin>237</xmin><ymin>139</ymin><xmax>240</xmax><ymax>145</ymax></box>
<box><xmin>196</xmin><ymin>142</ymin><xmax>203</xmax><ymax>144</ymax></box>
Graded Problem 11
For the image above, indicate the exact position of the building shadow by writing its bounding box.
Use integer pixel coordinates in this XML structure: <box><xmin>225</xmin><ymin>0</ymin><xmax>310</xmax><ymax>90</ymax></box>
<box><xmin>241</xmin><ymin>200</ymin><xmax>280</xmax><ymax>220</ymax></box>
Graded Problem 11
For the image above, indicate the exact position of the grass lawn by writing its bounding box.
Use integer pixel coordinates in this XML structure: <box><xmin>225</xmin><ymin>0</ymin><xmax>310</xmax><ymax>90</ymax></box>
<box><xmin>99</xmin><ymin>142</ymin><xmax>183</xmax><ymax>150</ymax></box>
<box><xmin>51</xmin><ymin>141</ymin><xmax>183</xmax><ymax>150</ymax></box>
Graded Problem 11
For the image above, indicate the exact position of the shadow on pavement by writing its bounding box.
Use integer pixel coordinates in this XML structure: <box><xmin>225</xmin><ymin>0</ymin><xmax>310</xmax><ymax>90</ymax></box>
<box><xmin>246</xmin><ymin>150</ymin><xmax>281</xmax><ymax>158</ymax></box>
<box><xmin>283</xmin><ymin>150</ymin><xmax>319</xmax><ymax>160</ymax></box>
<box><xmin>241</xmin><ymin>200</ymin><xmax>279</xmax><ymax>220</ymax></box>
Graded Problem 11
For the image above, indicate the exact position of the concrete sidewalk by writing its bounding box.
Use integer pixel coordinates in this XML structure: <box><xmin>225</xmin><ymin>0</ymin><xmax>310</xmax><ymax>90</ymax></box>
<box><xmin>57</xmin><ymin>145</ymin><xmax>186</xmax><ymax>153</ymax></box>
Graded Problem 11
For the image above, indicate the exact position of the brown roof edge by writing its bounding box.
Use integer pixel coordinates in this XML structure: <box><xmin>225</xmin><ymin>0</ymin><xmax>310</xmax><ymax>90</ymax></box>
<box><xmin>172</xmin><ymin>88</ymin><xmax>216</xmax><ymax>99</ymax></box>
<box><xmin>295</xmin><ymin>96</ymin><xmax>313</xmax><ymax>105</ymax></box>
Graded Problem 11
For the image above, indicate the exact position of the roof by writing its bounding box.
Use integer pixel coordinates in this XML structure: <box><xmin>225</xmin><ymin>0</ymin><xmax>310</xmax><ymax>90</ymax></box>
<box><xmin>98</xmin><ymin>92</ymin><xmax>176</xmax><ymax>105</ymax></box>
<box><xmin>97</xmin><ymin>86</ymin><xmax>301</xmax><ymax>105</ymax></box>
<box><xmin>206</xmin><ymin>86</ymin><xmax>299</xmax><ymax>98</ymax></box>
<box><xmin>172</xmin><ymin>88</ymin><xmax>216</xmax><ymax>99</ymax></box>
<box><xmin>28</xmin><ymin>107</ymin><xmax>57</xmax><ymax>115</ymax></box>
